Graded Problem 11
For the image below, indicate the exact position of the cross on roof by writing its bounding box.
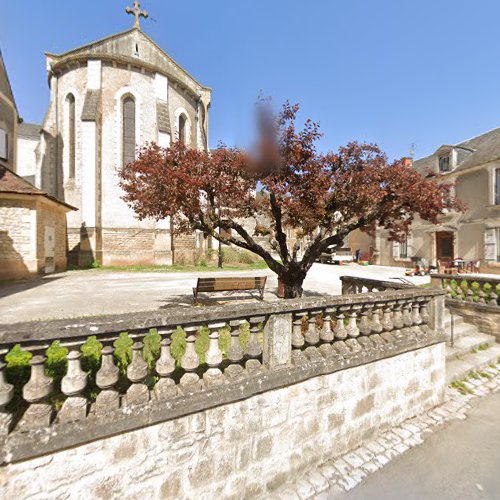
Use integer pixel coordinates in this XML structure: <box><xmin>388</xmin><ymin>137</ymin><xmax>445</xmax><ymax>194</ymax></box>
<box><xmin>126</xmin><ymin>1</ymin><xmax>148</xmax><ymax>29</ymax></box>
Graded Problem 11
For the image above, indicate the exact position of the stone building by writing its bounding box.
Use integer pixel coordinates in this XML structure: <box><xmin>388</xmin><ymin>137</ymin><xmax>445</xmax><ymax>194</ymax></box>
<box><xmin>19</xmin><ymin>4</ymin><xmax>212</xmax><ymax>266</ymax></box>
<box><xmin>357</xmin><ymin>129</ymin><xmax>500</xmax><ymax>274</ymax></box>
<box><xmin>0</xmin><ymin>49</ymin><xmax>17</xmax><ymax>172</ymax></box>
<box><xmin>0</xmin><ymin>50</ymin><xmax>74</xmax><ymax>280</ymax></box>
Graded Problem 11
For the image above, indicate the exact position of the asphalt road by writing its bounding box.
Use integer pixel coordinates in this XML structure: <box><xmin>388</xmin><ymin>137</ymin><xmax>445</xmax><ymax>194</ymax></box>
<box><xmin>332</xmin><ymin>391</ymin><xmax>500</xmax><ymax>500</ymax></box>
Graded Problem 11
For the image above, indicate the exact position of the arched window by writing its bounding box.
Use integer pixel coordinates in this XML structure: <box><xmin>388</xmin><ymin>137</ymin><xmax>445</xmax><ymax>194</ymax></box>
<box><xmin>122</xmin><ymin>95</ymin><xmax>136</xmax><ymax>166</ymax></box>
<box><xmin>178</xmin><ymin>113</ymin><xmax>187</xmax><ymax>144</ymax></box>
<box><xmin>66</xmin><ymin>94</ymin><xmax>76</xmax><ymax>178</ymax></box>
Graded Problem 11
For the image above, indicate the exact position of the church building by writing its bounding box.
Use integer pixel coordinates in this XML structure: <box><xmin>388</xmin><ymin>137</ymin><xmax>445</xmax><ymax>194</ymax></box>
<box><xmin>19</xmin><ymin>2</ymin><xmax>212</xmax><ymax>267</ymax></box>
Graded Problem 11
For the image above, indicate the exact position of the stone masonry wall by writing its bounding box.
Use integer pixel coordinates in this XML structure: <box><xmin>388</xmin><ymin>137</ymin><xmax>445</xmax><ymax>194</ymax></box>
<box><xmin>1</xmin><ymin>344</ymin><xmax>445</xmax><ymax>499</ymax></box>
<box><xmin>0</xmin><ymin>198</ymin><xmax>36</xmax><ymax>279</ymax></box>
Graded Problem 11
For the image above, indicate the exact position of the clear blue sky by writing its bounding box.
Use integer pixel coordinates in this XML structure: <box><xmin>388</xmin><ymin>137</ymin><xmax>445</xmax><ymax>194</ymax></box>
<box><xmin>2</xmin><ymin>0</ymin><xmax>500</xmax><ymax>160</ymax></box>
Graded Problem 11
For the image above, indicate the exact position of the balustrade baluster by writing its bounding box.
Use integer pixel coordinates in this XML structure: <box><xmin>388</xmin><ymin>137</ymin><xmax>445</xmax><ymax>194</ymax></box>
<box><xmin>381</xmin><ymin>302</ymin><xmax>394</xmax><ymax>332</ymax></box>
<box><xmin>155</xmin><ymin>331</ymin><xmax>177</xmax><ymax>400</ymax></box>
<box><xmin>246</xmin><ymin>316</ymin><xmax>264</xmax><ymax>359</ymax></box>
<box><xmin>371</xmin><ymin>307</ymin><xmax>383</xmax><ymax>334</ymax></box>
<box><xmin>292</xmin><ymin>312</ymin><xmax>306</xmax><ymax>350</ymax></box>
<box><xmin>478</xmin><ymin>282</ymin><xmax>486</xmax><ymax>304</ymax></box>
<box><xmin>419</xmin><ymin>298</ymin><xmax>430</xmax><ymax>337</ymax></box>
<box><xmin>96</xmin><ymin>345</ymin><xmax>120</xmax><ymax>415</ymax></box>
<box><xmin>227</xmin><ymin>320</ymin><xmax>244</xmax><ymax>363</ymax></box>
<box><xmin>358</xmin><ymin>305</ymin><xmax>372</xmax><ymax>336</ymax></box>
<box><xmin>180</xmin><ymin>326</ymin><xmax>202</xmax><ymax>390</ymax></box>
<box><xmin>333</xmin><ymin>310</ymin><xmax>348</xmax><ymax>340</ymax></box>
<box><xmin>320</xmin><ymin>308</ymin><xmax>335</xmax><ymax>343</ymax></box>
<box><xmin>443</xmin><ymin>278</ymin><xmax>453</xmax><ymax>299</ymax></box>
<box><xmin>465</xmin><ymin>286</ymin><xmax>474</xmax><ymax>302</ymax></box>
<box><xmin>409</xmin><ymin>300</ymin><xmax>422</xmax><ymax>339</ymax></box>
<box><xmin>0</xmin><ymin>359</ymin><xmax>13</xmax><ymax>435</ymax></box>
<box><xmin>125</xmin><ymin>341</ymin><xmax>149</xmax><ymax>406</ymax></box>
<box><xmin>59</xmin><ymin>350</ymin><xmax>88</xmax><ymax>422</ymax></box>
<box><xmin>346</xmin><ymin>308</ymin><xmax>360</xmax><ymax>338</ymax></box>
<box><xmin>20</xmin><ymin>355</ymin><xmax>53</xmax><ymax>429</ymax></box>
<box><xmin>204</xmin><ymin>323</ymin><xmax>225</xmax><ymax>386</ymax></box>
<box><xmin>489</xmin><ymin>284</ymin><xmax>498</xmax><ymax>306</ymax></box>
<box><xmin>305</xmin><ymin>311</ymin><xmax>321</xmax><ymax>345</ymax></box>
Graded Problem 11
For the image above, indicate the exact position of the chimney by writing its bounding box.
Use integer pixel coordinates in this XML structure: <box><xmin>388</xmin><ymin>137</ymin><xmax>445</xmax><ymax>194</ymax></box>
<box><xmin>402</xmin><ymin>157</ymin><xmax>413</xmax><ymax>167</ymax></box>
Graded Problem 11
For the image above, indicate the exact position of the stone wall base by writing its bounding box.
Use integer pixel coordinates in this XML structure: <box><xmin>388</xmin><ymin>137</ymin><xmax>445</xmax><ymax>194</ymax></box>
<box><xmin>447</xmin><ymin>300</ymin><xmax>500</xmax><ymax>342</ymax></box>
<box><xmin>0</xmin><ymin>343</ymin><xmax>445</xmax><ymax>499</ymax></box>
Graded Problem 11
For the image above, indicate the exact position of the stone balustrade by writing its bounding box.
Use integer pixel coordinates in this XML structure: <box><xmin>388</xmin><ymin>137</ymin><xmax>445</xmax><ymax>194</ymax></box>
<box><xmin>0</xmin><ymin>286</ymin><xmax>445</xmax><ymax>464</ymax></box>
<box><xmin>340</xmin><ymin>275</ymin><xmax>410</xmax><ymax>295</ymax></box>
<box><xmin>430</xmin><ymin>273</ymin><xmax>500</xmax><ymax>306</ymax></box>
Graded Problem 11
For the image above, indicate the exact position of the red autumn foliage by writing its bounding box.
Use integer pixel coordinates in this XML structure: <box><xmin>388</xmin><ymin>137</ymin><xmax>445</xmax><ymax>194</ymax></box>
<box><xmin>119</xmin><ymin>101</ymin><xmax>464</xmax><ymax>298</ymax></box>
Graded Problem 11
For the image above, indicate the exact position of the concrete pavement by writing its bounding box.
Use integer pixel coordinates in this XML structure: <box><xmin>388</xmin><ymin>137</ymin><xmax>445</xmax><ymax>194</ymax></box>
<box><xmin>331</xmin><ymin>390</ymin><xmax>500</xmax><ymax>500</ymax></box>
<box><xmin>0</xmin><ymin>263</ymin><xmax>428</xmax><ymax>323</ymax></box>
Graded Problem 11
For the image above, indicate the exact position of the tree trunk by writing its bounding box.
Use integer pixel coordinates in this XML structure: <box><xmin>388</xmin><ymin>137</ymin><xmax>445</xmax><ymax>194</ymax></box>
<box><xmin>277</xmin><ymin>272</ymin><xmax>306</xmax><ymax>299</ymax></box>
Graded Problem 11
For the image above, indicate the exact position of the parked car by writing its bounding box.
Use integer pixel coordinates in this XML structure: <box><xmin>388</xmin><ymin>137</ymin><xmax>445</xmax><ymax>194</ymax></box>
<box><xmin>318</xmin><ymin>245</ymin><xmax>353</xmax><ymax>264</ymax></box>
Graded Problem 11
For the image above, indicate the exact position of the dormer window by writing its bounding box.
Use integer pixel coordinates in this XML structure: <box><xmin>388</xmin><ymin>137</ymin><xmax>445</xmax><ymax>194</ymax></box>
<box><xmin>0</xmin><ymin>128</ymin><xmax>8</xmax><ymax>161</ymax></box>
<box><xmin>439</xmin><ymin>154</ymin><xmax>451</xmax><ymax>172</ymax></box>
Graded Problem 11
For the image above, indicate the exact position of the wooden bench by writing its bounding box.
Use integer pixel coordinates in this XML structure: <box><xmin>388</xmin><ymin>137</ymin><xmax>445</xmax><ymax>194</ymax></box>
<box><xmin>193</xmin><ymin>276</ymin><xmax>267</xmax><ymax>304</ymax></box>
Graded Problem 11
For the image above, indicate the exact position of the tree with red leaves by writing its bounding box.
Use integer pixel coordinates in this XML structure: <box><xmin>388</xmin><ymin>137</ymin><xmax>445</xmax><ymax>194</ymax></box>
<box><xmin>119</xmin><ymin>102</ymin><xmax>463</xmax><ymax>298</ymax></box>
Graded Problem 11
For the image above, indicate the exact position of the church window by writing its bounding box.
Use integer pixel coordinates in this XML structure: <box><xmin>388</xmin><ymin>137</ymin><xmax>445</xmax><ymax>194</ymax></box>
<box><xmin>122</xmin><ymin>95</ymin><xmax>136</xmax><ymax>166</ymax></box>
<box><xmin>66</xmin><ymin>94</ymin><xmax>76</xmax><ymax>179</ymax></box>
<box><xmin>178</xmin><ymin>113</ymin><xmax>187</xmax><ymax>144</ymax></box>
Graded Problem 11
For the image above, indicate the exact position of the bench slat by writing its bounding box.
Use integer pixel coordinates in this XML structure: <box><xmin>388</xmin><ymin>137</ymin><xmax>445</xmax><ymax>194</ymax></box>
<box><xmin>194</xmin><ymin>276</ymin><xmax>267</xmax><ymax>297</ymax></box>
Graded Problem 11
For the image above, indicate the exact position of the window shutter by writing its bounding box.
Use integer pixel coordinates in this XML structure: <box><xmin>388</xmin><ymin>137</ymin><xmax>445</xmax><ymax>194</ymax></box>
<box><xmin>484</xmin><ymin>229</ymin><xmax>497</xmax><ymax>261</ymax></box>
<box><xmin>406</xmin><ymin>233</ymin><xmax>413</xmax><ymax>257</ymax></box>
<box><xmin>392</xmin><ymin>241</ymin><xmax>400</xmax><ymax>259</ymax></box>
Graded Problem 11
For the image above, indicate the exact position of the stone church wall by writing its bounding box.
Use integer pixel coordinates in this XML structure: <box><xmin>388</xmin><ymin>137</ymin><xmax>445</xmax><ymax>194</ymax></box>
<box><xmin>36</xmin><ymin>200</ymin><xmax>68</xmax><ymax>273</ymax></box>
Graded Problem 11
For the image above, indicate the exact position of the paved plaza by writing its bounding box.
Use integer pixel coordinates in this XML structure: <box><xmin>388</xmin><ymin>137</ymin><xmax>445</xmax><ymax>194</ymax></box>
<box><xmin>0</xmin><ymin>263</ymin><xmax>428</xmax><ymax>324</ymax></box>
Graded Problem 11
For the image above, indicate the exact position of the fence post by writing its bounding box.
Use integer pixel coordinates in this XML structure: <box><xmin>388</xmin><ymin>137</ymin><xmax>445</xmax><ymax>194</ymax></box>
<box><xmin>263</xmin><ymin>313</ymin><xmax>293</xmax><ymax>370</ymax></box>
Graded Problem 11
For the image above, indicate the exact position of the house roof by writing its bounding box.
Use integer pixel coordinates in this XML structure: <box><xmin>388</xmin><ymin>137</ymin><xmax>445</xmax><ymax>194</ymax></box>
<box><xmin>18</xmin><ymin>122</ymin><xmax>42</xmax><ymax>140</ymax></box>
<box><xmin>413</xmin><ymin>126</ymin><xmax>500</xmax><ymax>175</ymax></box>
<box><xmin>0</xmin><ymin>165</ymin><xmax>76</xmax><ymax>210</ymax></box>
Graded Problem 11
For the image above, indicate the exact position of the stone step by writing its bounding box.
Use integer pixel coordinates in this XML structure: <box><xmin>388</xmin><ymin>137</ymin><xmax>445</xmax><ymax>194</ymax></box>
<box><xmin>443</xmin><ymin>322</ymin><xmax>479</xmax><ymax>341</ymax></box>
<box><xmin>445</xmin><ymin>332</ymin><xmax>496</xmax><ymax>360</ymax></box>
<box><xmin>446</xmin><ymin>343</ymin><xmax>500</xmax><ymax>384</ymax></box>
<box><xmin>443</xmin><ymin>314</ymin><xmax>465</xmax><ymax>329</ymax></box>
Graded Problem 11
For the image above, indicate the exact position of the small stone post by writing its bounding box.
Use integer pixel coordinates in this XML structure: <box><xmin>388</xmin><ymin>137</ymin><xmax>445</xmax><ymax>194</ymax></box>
<box><xmin>20</xmin><ymin>355</ymin><xmax>53</xmax><ymax>429</ymax></box>
<box><xmin>0</xmin><ymin>360</ymin><xmax>13</xmax><ymax>435</ymax></box>
<box><xmin>125</xmin><ymin>342</ymin><xmax>149</xmax><ymax>407</ymax></box>
<box><xmin>155</xmin><ymin>333</ymin><xmax>177</xmax><ymax>400</ymax></box>
<box><xmin>96</xmin><ymin>346</ymin><xmax>120</xmax><ymax>415</ymax></box>
<box><xmin>305</xmin><ymin>311</ymin><xmax>320</xmax><ymax>346</ymax></box>
<box><xmin>204</xmin><ymin>323</ymin><xmax>225</xmax><ymax>386</ymax></box>
<box><xmin>246</xmin><ymin>316</ymin><xmax>264</xmax><ymax>360</ymax></box>
<box><xmin>320</xmin><ymin>308</ymin><xmax>334</xmax><ymax>343</ymax></box>
<box><xmin>263</xmin><ymin>313</ymin><xmax>292</xmax><ymax>370</ymax></box>
<box><xmin>59</xmin><ymin>350</ymin><xmax>88</xmax><ymax>422</ymax></box>
<box><xmin>180</xmin><ymin>327</ymin><xmax>202</xmax><ymax>391</ymax></box>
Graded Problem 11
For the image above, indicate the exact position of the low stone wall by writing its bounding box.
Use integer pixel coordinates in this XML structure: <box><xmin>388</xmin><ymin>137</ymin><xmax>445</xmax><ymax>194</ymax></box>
<box><xmin>446</xmin><ymin>300</ymin><xmax>500</xmax><ymax>342</ymax></box>
<box><xmin>0</xmin><ymin>344</ymin><xmax>444</xmax><ymax>499</ymax></box>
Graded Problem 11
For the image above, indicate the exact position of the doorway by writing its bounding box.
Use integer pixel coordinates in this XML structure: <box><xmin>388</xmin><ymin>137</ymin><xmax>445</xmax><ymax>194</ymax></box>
<box><xmin>436</xmin><ymin>231</ymin><xmax>454</xmax><ymax>265</ymax></box>
<box><xmin>44</xmin><ymin>226</ymin><xmax>55</xmax><ymax>274</ymax></box>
